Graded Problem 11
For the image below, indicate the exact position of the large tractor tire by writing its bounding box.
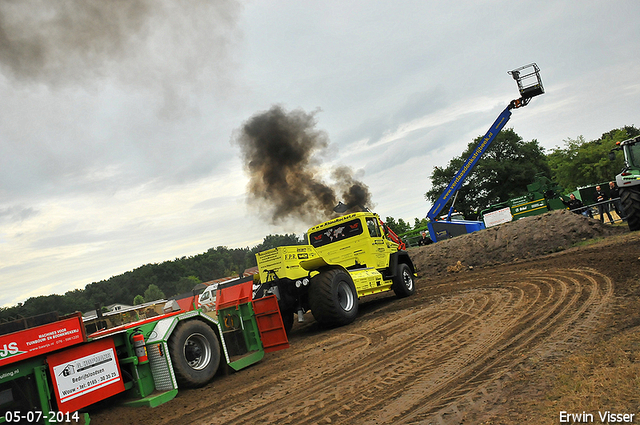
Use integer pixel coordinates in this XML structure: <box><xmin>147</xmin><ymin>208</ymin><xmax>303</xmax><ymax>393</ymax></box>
<box><xmin>392</xmin><ymin>263</ymin><xmax>415</xmax><ymax>298</ymax></box>
<box><xmin>308</xmin><ymin>268</ymin><xmax>358</xmax><ymax>327</ymax></box>
<box><xmin>168</xmin><ymin>320</ymin><xmax>221</xmax><ymax>388</ymax></box>
<box><xmin>620</xmin><ymin>186</ymin><xmax>640</xmax><ymax>231</ymax></box>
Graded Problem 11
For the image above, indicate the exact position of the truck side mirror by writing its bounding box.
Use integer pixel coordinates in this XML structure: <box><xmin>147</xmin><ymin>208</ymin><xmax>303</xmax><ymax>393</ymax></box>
<box><xmin>608</xmin><ymin>151</ymin><xmax>616</xmax><ymax>161</ymax></box>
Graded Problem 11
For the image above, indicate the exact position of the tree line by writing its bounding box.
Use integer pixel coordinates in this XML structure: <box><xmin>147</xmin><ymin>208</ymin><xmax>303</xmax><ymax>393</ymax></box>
<box><xmin>420</xmin><ymin>125</ymin><xmax>638</xmax><ymax>221</ymax></box>
<box><xmin>384</xmin><ymin>125</ymin><xmax>637</xmax><ymax>236</ymax></box>
<box><xmin>0</xmin><ymin>234</ymin><xmax>303</xmax><ymax>322</ymax></box>
<box><xmin>2</xmin><ymin>125</ymin><xmax>636</xmax><ymax>322</ymax></box>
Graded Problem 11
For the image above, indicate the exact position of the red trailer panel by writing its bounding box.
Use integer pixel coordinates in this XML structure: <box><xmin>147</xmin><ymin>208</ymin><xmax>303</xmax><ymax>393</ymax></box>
<box><xmin>0</xmin><ymin>313</ymin><xmax>85</xmax><ymax>368</ymax></box>
<box><xmin>47</xmin><ymin>337</ymin><xmax>125</xmax><ymax>413</ymax></box>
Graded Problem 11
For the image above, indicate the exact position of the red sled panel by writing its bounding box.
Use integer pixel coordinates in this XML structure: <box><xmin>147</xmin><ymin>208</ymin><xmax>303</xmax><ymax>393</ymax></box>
<box><xmin>216</xmin><ymin>278</ymin><xmax>254</xmax><ymax>311</ymax></box>
<box><xmin>252</xmin><ymin>295</ymin><xmax>289</xmax><ymax>353</ymax></box>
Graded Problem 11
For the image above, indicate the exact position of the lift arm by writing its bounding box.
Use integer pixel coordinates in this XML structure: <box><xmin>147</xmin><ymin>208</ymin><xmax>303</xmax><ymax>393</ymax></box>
<box><xmin>426</xmin><ymin>63</ymin><xmax>544</xmax><ymax>222</ymax></box>
<box><xmin>426</xmin><ymin>104</ymin><xmax>513</xmax><ymax>221</ymax></box>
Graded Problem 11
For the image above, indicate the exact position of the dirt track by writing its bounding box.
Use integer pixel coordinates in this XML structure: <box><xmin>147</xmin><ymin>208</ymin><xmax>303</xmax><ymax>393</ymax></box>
<box><xmin>91</xmin><ymin>213</ymin><xmax>640</xmax><ymax>425</ymax></box>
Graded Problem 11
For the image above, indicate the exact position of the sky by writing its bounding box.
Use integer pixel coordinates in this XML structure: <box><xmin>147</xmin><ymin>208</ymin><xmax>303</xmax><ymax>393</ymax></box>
<box><xmin>1</xmin><ymin>0</ymin><xmax>639</xmax><ymax>308</ymax></box>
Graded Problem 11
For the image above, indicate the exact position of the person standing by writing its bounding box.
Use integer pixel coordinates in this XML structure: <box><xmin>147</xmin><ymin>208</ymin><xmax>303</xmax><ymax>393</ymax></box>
<box><xmin>609</xmin><ymin>181</ymin><xmax>625</xmax><ymax>221</ymax></box>
<box><xmin>417</xmin><ymin>231</ymin><xmax>433</xmax><ymax>246</ymax></box>
<box><xmin>594</xmin><ymin>185</ymin><xmax>614</xmax><ymax>224</ymax></box>
<box><xmin>562</xmin><ymin>193</ymin><xmax>586</xmax><ymax>215</ymax></box>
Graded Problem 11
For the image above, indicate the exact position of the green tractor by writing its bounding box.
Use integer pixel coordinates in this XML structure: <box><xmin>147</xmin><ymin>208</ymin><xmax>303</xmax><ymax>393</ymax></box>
<box><xmin>610</xmin><ymin>136</ymin><xmax>640</xmax><ymax>231</ymax></box>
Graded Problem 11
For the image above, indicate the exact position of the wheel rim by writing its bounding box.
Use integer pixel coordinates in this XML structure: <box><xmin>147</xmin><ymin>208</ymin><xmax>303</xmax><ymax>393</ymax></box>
<box><xmin>402</xmin><ymin>269</ymin><xmax>414</xmax><ymax>291</ymax></box>
<box><xmin>337</xmin><ymin>280</ymin><xmax>355</xmax><ymax>312</ymax></box>
<box><xmin>183</xmin><ymin>333</ymin><xmax>212</xmax><ymax>370</ymax></box>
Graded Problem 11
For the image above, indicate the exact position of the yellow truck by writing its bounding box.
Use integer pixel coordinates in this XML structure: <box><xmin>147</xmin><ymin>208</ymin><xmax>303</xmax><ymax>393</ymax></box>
<box><xmin>253</xmin><ymin>211</ymin><xmax>417</xmax><ymax>330</ymax></box>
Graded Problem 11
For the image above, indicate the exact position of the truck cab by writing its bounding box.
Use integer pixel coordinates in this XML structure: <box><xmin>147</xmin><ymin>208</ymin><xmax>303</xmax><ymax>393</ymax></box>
<box><xmin>255</xmin><ymin>212</ymin><xmax>416</xmax><ymax>330</ymax></box>
<box><xmin>306</xmin><ymin>212</ymin><xmax>396</xmax><ymax>270</ymax></box>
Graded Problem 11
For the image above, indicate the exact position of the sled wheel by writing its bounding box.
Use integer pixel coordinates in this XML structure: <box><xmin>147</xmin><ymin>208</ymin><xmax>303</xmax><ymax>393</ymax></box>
<box><xmin>169</xmin><ymin>320</ymin><xmax>220</xmax><ymax>388</ymax></box>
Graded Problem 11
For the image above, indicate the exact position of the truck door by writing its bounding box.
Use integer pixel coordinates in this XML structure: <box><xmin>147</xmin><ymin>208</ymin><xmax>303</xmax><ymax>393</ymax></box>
<box><xmin>365</xmin><ymin>217</ymin><xmax>390</xmax><ymax>269</ymax></box>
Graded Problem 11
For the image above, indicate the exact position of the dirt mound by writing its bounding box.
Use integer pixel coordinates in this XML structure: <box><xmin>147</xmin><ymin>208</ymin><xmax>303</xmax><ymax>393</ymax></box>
<box><xmin>411</xmin><ymin>209</ymin><xmax>627</xmax><ymax>275</ymax></box>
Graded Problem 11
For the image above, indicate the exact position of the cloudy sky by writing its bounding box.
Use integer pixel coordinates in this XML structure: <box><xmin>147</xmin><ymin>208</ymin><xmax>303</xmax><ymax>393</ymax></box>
<box><xmin>1</xmin><ymin>1</ymin><xmax>639</xmax><ymax>307</ymax></box>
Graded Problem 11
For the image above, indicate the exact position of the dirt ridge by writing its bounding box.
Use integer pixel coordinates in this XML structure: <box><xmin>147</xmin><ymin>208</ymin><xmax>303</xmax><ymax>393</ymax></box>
<box><xmin>411</xmin><ymin>209</ymin><xmax>626</xmax><ymax>275</ymax></box>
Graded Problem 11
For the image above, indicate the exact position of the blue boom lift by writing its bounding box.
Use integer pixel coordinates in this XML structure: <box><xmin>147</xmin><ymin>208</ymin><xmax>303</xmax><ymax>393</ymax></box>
<box><xmin>426</xmin><ymin>63</ymin><xmax>544</xmax><ymax>242</ymax></box>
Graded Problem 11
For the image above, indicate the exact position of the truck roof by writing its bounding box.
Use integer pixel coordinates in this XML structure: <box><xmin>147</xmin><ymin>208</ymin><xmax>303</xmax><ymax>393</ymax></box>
<box><xmin>307</xmin><ymin>211</ymin><xmax>376</xmax><ymax>233</ymax></box>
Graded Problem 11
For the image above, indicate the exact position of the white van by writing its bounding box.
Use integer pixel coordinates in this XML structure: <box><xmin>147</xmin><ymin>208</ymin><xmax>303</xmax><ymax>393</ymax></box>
<box><xmin>197</xmin><ymin>283</ymin><xmax>219</xmax><ymax>312</ymax></box>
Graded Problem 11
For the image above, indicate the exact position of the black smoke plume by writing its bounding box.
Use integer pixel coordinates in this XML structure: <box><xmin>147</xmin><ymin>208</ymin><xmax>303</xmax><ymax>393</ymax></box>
<box><xmin>234</xmin><ymin>105</ymin><xmax>373</xmax><ymax>225</ymax></box>
<box><xmin>0</xmin><ymin>0</ymin><xmax>241</xmax><ymax>113</ymax></box>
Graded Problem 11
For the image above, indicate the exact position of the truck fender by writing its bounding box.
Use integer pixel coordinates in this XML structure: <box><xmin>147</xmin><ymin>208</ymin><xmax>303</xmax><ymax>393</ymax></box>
<box><xmin>299</xmin><ymin>256</ymin><xmax>330</xmax><ymax>271</ymax></box>
<box><xmin>388</xmin><ymin>251</ymin><xmax>416</xmax><ymax>278</ymax></box>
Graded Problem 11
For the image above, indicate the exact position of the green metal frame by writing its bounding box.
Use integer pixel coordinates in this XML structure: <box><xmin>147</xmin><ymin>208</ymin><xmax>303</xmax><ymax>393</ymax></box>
<box><xmin>217</xmin><ymin>303</ymin><xmax>264</xmax><ymax>371</ymax></box>
<box><xmin>0</xmin><ymin>302</ymin><xmax>269</xmax><ymax>420</ymax></box>
<box><xmin>0</xmin><ymin>359</ymin><xmax>53</xmax><ymax>424</ymax></box>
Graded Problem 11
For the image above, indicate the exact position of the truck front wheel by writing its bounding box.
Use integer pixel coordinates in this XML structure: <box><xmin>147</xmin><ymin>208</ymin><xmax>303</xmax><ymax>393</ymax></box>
<box><xmin>392</xmin><ymin>263</ymin><xmax>415</xmax><ymax>298</ymax></box>
<box><xmin>169</xmin><ymin>320</ymin><xmax>221</xmax><ymax>388</ymax></box>
<box><xmin>620</xmin><ymin>186</ymin><xmax>640</xmax><ymax>231</ymax></box>
<box><xmin>308</xmin><ymin>268</ymin><xmax>358</xmax><ymax>327</ymax></box>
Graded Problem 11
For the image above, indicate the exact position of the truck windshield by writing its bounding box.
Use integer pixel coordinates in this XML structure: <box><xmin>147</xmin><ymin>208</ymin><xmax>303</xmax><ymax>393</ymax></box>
<box><xmin>366</xmin><ymin>217</ymin><xmax>381</xmax><ymax>237</ymax></box>
<box><xmin>309</xmin><ymin>218</ymin><xmax>363</xmax><ymax>248</ymax></box>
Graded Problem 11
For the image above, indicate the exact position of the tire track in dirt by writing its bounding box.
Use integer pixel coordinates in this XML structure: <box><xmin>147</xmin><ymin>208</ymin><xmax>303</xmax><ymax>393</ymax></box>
<box><xmin>397</xmin><ymin>268</ymin><xmax>613</xmax><ymax>424</ymax></box>
<box><xmin>190</xmin><ymin>289</ymin><xmax>518</xmax><ymax>424</ymax></box>
<box><xmin>184</xmin><ymin>267</ymin><xmax>611</xmax><ymax>425</ymax></box>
